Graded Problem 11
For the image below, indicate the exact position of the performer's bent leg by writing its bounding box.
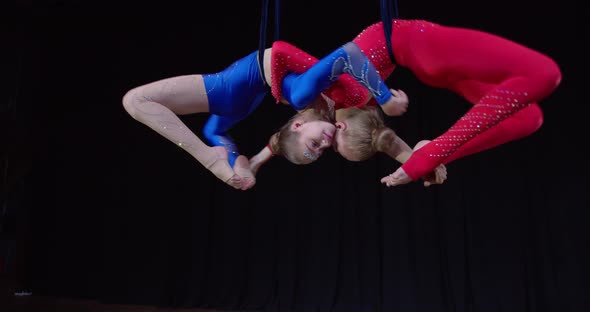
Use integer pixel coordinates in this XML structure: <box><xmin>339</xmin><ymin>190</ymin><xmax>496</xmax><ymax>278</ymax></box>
<box><xmin>401</xmin><ymin>75</ymin><xmax>554</xmax><ymax>181</ymax></box>
<box><xmin>122</xmin><ymin>75</ymin><xmax>243</xmax><ymax>189</ymax></box>
<box><xmin>443</xmin><ymin>103</ymin><xmax>543</xmax><ymax>164</ymax></box>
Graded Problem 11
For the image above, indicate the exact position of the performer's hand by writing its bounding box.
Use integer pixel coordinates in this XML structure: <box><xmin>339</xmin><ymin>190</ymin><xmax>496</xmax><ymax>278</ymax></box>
<box><xmin>381</xmin><ymin>167</ymin><xmax>412</xmax><ymax>187</ymax></box>
<box><xmin>233</xmin><ymin>155</ymin><xmax>256</xmax><ymax>190</ymax></box>
<box><xmin>422</xmin><ymin>164</ymin><xmax>447</xmax><ymax>187</ymax></box>
<box><xmin>381</xmin><ymin>89</ymin><xmax>409</xmax><ymax>116</ymax></box>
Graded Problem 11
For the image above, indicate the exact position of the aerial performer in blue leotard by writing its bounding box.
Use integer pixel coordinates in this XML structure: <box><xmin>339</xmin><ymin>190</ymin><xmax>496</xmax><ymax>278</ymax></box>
<box><xmin>121</xmin><ymin>33</ymin><xmax>412</xmax><ymax>190</ymax></box>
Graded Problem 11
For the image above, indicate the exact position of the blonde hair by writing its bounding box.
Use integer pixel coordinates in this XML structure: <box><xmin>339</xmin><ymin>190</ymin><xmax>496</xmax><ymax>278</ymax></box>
<box><xmin>337</xmin><ymin>106</ymin><xmax>397</xmax><ymax>161</ymax></box>
<box><xmin>269</xmin><ymin>108</ymin><xmax>331</xmax><ymax>164</ymax></box>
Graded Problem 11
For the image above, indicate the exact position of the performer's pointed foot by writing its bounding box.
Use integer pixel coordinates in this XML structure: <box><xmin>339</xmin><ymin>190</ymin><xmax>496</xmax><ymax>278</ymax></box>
<box><xmin>205</xmin><ymin>146</ymin><xmax>242</xmax><ymax>189</ymax></box>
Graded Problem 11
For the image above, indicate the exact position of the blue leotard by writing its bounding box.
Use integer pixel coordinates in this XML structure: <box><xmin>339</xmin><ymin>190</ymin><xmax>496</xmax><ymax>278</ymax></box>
<box><xmin>202</xmin><ymin>51</ymin><xmax>269</xmax><ymax>167</ymax></box>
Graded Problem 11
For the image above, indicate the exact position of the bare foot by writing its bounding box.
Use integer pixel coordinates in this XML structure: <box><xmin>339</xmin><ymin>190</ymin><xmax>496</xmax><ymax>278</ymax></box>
<box><xmin>204</xmin><ymin>146</ymin><xmax>242</xmax><ymax>189</ymax></box>
<box><xmin>233</xmin><ymin>155</ymin><xmax>256</xmax><ymax>190</ymax></box>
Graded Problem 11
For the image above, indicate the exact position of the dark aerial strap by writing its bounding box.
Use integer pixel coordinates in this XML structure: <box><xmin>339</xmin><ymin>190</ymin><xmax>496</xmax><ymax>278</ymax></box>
<box><xmin>380</xmin><ymin>0</ymin><xmax>400</xmax><ymax>64</ymax></box>
<box><xmin>258</xmin><ymin>0</ymin><xmax>281</xmax><ymax>73</ymax></box>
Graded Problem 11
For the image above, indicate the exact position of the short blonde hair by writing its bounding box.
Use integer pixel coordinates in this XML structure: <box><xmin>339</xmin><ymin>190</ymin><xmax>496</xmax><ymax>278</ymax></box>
<box><xmin>337</xmin><ymin>106</ymin><xmax>397</xmax><ymax>161</ymax></box>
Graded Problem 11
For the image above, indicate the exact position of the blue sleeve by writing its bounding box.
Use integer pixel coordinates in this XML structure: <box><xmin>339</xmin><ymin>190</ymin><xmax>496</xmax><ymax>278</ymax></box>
<box><xmin>280</xmin><ymin>42</ymin><xmax>392</xmax><ymax>110</ymax></box>
<box><xmin>281</xmin><ymin>73</ymin><xmax>311</xmax><ymax>111</ymax></box>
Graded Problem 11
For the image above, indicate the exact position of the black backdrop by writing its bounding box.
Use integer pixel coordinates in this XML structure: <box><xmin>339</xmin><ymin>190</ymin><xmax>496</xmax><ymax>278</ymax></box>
<box><xmin>4</xmin><ymin>0</ymin><xmax>586</xmax><ymax>311</ymax></box>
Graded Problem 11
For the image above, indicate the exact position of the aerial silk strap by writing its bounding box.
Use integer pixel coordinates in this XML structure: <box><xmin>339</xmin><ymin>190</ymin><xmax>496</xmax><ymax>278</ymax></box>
<box><xmin>258</xmin><ymin>0</ymin><xmax>281</xmax><ymax>74</ymax></box>
<box><xmin>379</xmin><ymin>0</ymin><xmax>399</xmax><ymax>64</ymax></box>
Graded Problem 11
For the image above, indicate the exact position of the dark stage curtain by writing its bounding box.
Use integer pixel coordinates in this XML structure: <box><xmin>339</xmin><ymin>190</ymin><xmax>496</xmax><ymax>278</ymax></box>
<box><xmin>8</xmin><ymin>0</ymin><xmax>585</xmax><ymax>311</ymax></box>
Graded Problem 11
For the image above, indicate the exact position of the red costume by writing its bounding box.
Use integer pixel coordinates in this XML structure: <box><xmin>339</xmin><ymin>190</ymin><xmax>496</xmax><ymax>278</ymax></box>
<box><xmin>352</xmin><ymin>19</ymin><xmax>561</xmax><ymax>180</ymax></box>
<box><xmin>269</xmin><ymin>20</ymin><xmax>561</xmax><ymax>181</ymax></box>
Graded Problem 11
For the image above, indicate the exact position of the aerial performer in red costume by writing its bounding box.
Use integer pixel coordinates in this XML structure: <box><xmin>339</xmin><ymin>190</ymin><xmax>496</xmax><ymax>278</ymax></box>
<box><xmin>285</xmin><ymin>18</ymin><xmax>561</xmax><ymax>187</ymax></box>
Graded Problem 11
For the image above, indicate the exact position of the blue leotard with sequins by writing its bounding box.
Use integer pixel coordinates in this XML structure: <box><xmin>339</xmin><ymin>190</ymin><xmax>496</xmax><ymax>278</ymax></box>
<box><xmin>202</xmin><ymin>51</ymin><xmax>269</xmax><ymax>167</ymax></box>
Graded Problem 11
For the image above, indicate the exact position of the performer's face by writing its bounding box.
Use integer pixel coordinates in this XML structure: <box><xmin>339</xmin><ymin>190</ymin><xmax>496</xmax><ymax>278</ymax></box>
<box><xmin>291</xmin><ymin>120</ymin><xmax>335</xmax><ymax>164</ymax></box>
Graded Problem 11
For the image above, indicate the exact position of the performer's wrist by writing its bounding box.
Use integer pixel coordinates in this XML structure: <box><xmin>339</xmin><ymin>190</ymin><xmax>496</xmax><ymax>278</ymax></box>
<box><xmin>266</xmin><ymin>143</ymin><xmax>275</xmax><ymax>156</ymax></box>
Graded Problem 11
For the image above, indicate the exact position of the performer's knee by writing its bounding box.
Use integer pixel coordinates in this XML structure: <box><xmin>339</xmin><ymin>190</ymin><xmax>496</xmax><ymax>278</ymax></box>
<box><xmin>122</xmin><ymin>88</ymin><xmax>142</xmax><ymax>118</ymax></box>
<box><xmin>538</xmin><ymin>58</ymin><xmax>562</xmax><ymax>96</ymax></box>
